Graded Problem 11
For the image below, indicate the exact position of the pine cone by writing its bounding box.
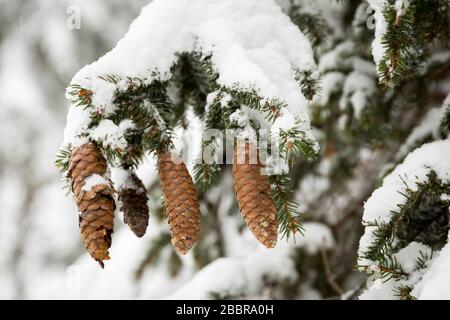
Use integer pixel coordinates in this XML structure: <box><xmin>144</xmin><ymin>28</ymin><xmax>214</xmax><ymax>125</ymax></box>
<box><xmin>233</xmin><ymin>142</ymin><xmax>278</xmax><ymax>248</ymax></box>
<box><xmin>118</xmin><ymin>171</ymin><xmax>149</xmax><ymax>238</ymax></box>
<box><xmin>68</xmin><ymin>143</ymin><xmax>115</xmax><ymax>267</ymax></box>
<box><xmin>158</xmin><ymin>152</ymin><xmax>201</xmax><ymax>254</ymax></box>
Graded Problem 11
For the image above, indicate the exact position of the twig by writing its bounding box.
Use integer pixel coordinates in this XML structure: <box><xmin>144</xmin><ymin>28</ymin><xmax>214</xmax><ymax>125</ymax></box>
<box><xmin>343</xmin><ymin>281</ymin><xmax>367</xmax><ymax>300</ymax></box>
<box><xmin>320</xmin><ymin>240</ymin><xmax>344</xmax><ymax>296</ymax></box>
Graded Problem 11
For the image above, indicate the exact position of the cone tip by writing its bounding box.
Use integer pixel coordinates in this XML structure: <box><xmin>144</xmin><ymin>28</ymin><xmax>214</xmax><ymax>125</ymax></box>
<box><xmin>132</xmin><ymin>228</ymin><xmax>147</xmax><ymax>238</ymax></box>
<box><xmin>263</xmin><ymin>239</ymin><xmax>277</xmax><ymax>249</ymax></box>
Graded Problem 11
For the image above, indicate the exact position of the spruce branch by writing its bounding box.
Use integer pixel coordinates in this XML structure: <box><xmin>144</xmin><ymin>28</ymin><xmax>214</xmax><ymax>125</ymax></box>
<box><xmin>278</xmin><ymin>127</ymin><xmax>318</xmax><ymax>166</ymax></box>
<box><xmin>359</xmin><ymin>170</ymin><xmax>450</xmax><ymax>295</ymax></box>
<box><xmin>377</xmin><ymin>0</ymin><xmax>450</xmax><ymax>87</ymax></box>
<box><xmin>296</xmin><ymin>69</ymin><xmax>320</xmax><ymax>101</ymax></box>
<box><xmin>289</xmin><ymin>4</ymin><xmax>330</xmax><ymax>49</ymax></box>
<box><xmin>54</xmin><ymin>143</ymin><xmax>74</xmax><ymax>194</ymax></box>
<box><xmin>440</xmin><ymin>99</ymin><xmax>450</xmax><ymax>138</ymax></box>
<box><xmin>270</xmin><ymin>174</ymin><xmax>304</xmax><ymax>239</ymax></box>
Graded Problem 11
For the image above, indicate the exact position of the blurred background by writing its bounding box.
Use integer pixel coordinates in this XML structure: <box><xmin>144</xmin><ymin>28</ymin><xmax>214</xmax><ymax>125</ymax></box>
<box><xmin>0</xmin><ymin>0</ymin><xmax>153</xmax><ymax>299</ymax></box>
<box><xmin>1</xmin><ymin>0</ymin><xmax>448</xmax><ymax>300</ymax></box>
<box><xmin>0</xmin><ymin>0</ymin><xmax>343</xmax><ymax>299</ymax></box>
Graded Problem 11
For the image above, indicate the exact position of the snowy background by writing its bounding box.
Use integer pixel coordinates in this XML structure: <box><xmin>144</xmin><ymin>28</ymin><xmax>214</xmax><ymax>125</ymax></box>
<box><xmin>2</xmin><ymin>0</ymin><xmax>449</xmax><ymax>300</ymax></box>
<box><xmin>0</xmin><ymin>0</ymin><xmax>336</xmax><ymax>300</ymax></box>
<box><xmin>0</xmin><ymin>0</ymin><xmax>150</xmax><ymax>299</ymax></box>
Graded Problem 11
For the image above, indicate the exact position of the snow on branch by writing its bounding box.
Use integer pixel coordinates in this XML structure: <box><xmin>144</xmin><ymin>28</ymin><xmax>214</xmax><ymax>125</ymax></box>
<box><xmin>367</xmin><ymin>0</ymin><xmax>450</xmax><ymax>87</ymax></box>
<box><xmin>358</xmin><ymin>138</ymin><xmax>450</xmax><ymax>299</ymax></box>
<box><xmin>166</xmin><ymin>222</ymin><xmax>335</xmax><ymax>299</ymax></box>
<box><xmin>56</xmin><ymin>0</ymin><xmax>321</xmax><ymax>248</ymax></box>
<box><xmin>62</xmin><ymin>0</ymin><xmax>318</xmax><ymax>157</ymax></box>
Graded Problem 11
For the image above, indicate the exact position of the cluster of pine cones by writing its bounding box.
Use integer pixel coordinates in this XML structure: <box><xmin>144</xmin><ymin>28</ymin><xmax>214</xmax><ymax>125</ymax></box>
<box><xmin>68</xmin><ymin>142</ymin><xmax>277</xmax><ymax>267</ymax></box>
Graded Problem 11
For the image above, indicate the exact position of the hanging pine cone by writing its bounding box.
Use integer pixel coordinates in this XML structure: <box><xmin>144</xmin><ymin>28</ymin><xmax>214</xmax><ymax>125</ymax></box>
<box><xmin>233</xmin><ymin>141</ymin><xmax>278</xmax><ymax>248</ymax></box>
<box><xmin>118</xmin><ymin>171</ymin><xmax>150</xmax><ymax>238</ymax></box>
<box><xmin>68</xmin><ymin>143</ymin><xmax>115</xmax><ymax>268</ymax></box>
<box><xmin>158</xmin><ymin>152</ymin><xmax>201</xmax><ymax>254</ymax></box>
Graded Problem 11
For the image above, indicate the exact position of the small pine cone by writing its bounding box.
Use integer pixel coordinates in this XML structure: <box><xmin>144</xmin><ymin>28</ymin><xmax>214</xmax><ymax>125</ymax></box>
<box><xmin>118</xmin><ymin>172</ymin><xmax>149</xmax><ymax>238</ymax></box>
<box><xmin>68</xmin><ymin>143</ymin><xmax>115</xmax><ymax>267</ymax></box>
<box><xmin>232</xmin><ymin>142</ymin><xmax>278</xmax><ymax>248</ymax></box>
<box><xmin>158</xmin><ymin>152</ymin><xmax>201</xmax><ymax>254</ymax></box>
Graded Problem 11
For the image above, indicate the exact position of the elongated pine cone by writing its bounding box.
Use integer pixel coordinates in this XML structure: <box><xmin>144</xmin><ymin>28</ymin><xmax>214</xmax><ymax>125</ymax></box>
<box><xmin>158</xmin><ymin>152</ymin><xmax>201</xmax><ymax>254</ymax></box>
<box><xmin>68</xmin><ymin>143</ymin><xmax>115</xmax><ymax>267</ymax></box>
<box><xmin>233</xmin><ymin>142</ymin><xmax>278</xmax><ymax>248</ymax></box>
<box><xmin>118</xmin><ymin>172</ymin><xmax>149</xmax><ymax>238</ymax></box>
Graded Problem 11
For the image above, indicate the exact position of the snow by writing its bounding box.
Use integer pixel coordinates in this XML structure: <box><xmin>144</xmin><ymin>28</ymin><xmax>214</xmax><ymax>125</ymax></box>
<box><xmin>412</xmin><ymin>240</ymin><xmax>450</xmax><ymax>299</ymax></box>
<box><xmin>358</xmin><ymin>138</ymin><xmax>450</xmax><ymax>299</ymax></box>
<box><xmin>364</xmin><ymin>241</ymin><xmax>446</xmax><ymax>300</ymax></box>
<box><xmin>81</xmin><ymin>174</ymin><xmax>110</xmax><ymax>192</ymax></box>
<box><xmin>423</xmin><ymin>51</ymin><xmax>450</xmax><ymax>75</ymax></box>
<box><xmin>90</xmin><ymin>119</ymin><xmax>135</xmax><ymax>151</ymax></box>
<box><xmin>394</xmin><ymin>242</ymin><xmax>432</xmax><ymax>274</ymax></box>
<box><xmin>0</xmin><ymin>0</ymin><xmax>153</xmax><ymax>299</ymax></box>
<box><xmin>298</xmin><ymin>222</ymin><xmax>335</xmax><ymax>254</ymax></box>
<box><xmin>63</xmin><ymin>105</ymin><xmax>91</xmax><ymax>147</ymax></box>
<box><xmin>443</xmin><ymin>92</ymin><xmax>450</xmax><ymax>108</ymax></box>
<box><xmin>63</xmin><ymin>228</ymin><xmax>158</xmax><ymax>299</ymax></box>
<box><xmin>229</xmin><ymin>109</ymin><xmax>250</xmax><ymax>128</ymax></box>
<box><xmin>359</xmin><ymin>278</ymin><xmax>397</xmax><ymax>300</ymax></box>
<box><xmin>350</xmin><ymin>91</ymin><xmax>368</xmax><ymax>119</ymax></box>
<box><xmin>64</xmin><ymin>0</ymin><xmax>317</xmax><ymax>153</ymax></box>
<box><xmin>172</xmin><ymin>107</ymin><xmax>203</xmax><ymax>173</ymax></box>
<box><xmin>397</xmin><ymin>107</ymin><xmax>445</xmax><ymax>159</ymax></box>
<box><xmin>356</xmin><ymin>226</ymin><xmax>378</xmax><ymax>267</ymax></box>
<box><xmin>361</xmin><ymin>138</ymin><xmax>450</xmax><ymax>225</ymax></box>
<box><xmin>295</xmin><ymin>174</ymin><xmax>330</xmax><ymax>212</ymax></box>
<box><xmin>166</xmin><ymin>222</ymin><xmax>335</xmax><ymax>299</ymax></box>
<box><xmin>167</xmin><ymin>259</ymin><xmax>247</xmax><ymax>299</ymax></box>
<box><xmin>227</xmin><ymin>107</ymin><xmax>261</xmax><ymax>146</ymax></box>
<box><xmin>441</xmin><ymin>93</ymin><xmax>450</xmax><ymax>133</ymax></box>
<box><xmin>394</xmin><ymin>0</ymin><xmax>410</xmax><ymax>17</ymax></box>
<box><xmin>350</xmin><ymin>57</ymin><xmax>377</xmax><ymax>77</ymax></box>
<box><xmin>367</xmin><ymin>0</ymin><xmax>411</xmax><ymax>79</ymax></box>
<box><xmin>3</xmin><ymin>0</ymin><xmax>450</xmax><ymax>301</ymax></box>
<box><xmin>111</xmin><ymin>167</ymin><xmax>144</xmax><ymax>192</ymax></box>
<box><xmin>318</xmin><ymin>41</ymin><xmax>354</xmax><ymax>72</ymax></box>
<box><xmin>89</xmin><ymin>78</ymin><xmax>117</xmax><ymax>115</ymax></box>
<box><xmin>367</xmin><ymin>0</ymin><xmax>388</xmax><ymax>72</ymax></box>
<box><xmin>342</xmin><ymin>72</ymin><xmax>375</xmax><ymax>102</ymax></box>
<box><xmin>313</xmin><ymin>72</ymin><xmax>344</xmax><ymax>106</ymax></box>
<box><xmin>262</xmin><ymin>155</ymin><xmax>286</xmax><ymax>175</ymax></box>
<box><xmin>274</xmin><ymin>114</ymin><xmax>319</xmax><ymax>154</ymax></box>
<box><xmin>64</xmin><ymin>116</ymin><xmax>135</xmax><ymax>150</ymax></box>
<box><xmin>339</xmin><ymin>71</ymin><xmax>376</xmax><ymax>118</ymax></box>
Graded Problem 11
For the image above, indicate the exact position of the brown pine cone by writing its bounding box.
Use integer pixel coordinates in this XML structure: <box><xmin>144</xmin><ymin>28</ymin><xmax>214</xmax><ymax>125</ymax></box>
<box><xmin>68</xmin><ymin>143</ymin><xmax>115</xmax><ymax>268</ymax></box>
<box><xmin>158</xmin><ymin>152</ymin><xmax>201</xmax><ymax>254</ymax></box>
<box><xmin>118</xmin><ymin>171</ymin><xmax>149</xmax><ymax>238</ymax></box>
<box><xmin>232</xmin><ymin>141</ymin><xmax>278</xmax><ymax>248</ymax></box>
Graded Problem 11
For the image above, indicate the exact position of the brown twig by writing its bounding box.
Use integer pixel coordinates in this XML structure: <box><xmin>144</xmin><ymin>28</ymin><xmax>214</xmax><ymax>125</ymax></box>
<box><xmin>320</xmin><ymin>240</ymin><xmax>344</xmax><ymax>296</ymax></box>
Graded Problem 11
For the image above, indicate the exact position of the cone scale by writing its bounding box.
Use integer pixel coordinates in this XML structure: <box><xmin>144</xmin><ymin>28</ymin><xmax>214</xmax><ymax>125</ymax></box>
<box><xmin>68</xmin><ymin>143</ymin><xmax>115</xmax><ymax>268</ymax></box>
<box><xmin>158</xmin><ymin>152</ymin><xmax>201</xmax><ymax>254</ymax></box>
<box><xmin>119</xmin><ymin>172</ymin><xmax>150</xmax><ymax>238</ymax></box>
<box><xmin>232</xmin><ymin>142</ymin><xmax>278</xmax><ymax>248</ymax></box>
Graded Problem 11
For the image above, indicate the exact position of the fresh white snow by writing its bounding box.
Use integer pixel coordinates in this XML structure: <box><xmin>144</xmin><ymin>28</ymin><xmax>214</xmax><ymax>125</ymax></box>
<box><xmin>63</xmin><ymin>0</ymin><xmax>318</xmax><ymax>156</ymax></box>
<box><xmin>358</xmin><ymin>137</ymin><xmax>450</xmax><ymax>299</ymax></box>
<box><xmin>367</xmin><ymin>0</ymin><xmax>388</xmax><ymax>74</ymax></box>
<box><xmin>166</xmin><ymin>222</ymin><xmax>335</xmax><ymax>299</ymax></box>
<box><xmin>81</xmin><ymin>174</ymin><xmax>110</xmax><ymax>192</ymax></box>
<box><xmin>361</xmin><ymin>139</ymin><xmax>450</xmax><ymax>226</ymax></box>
